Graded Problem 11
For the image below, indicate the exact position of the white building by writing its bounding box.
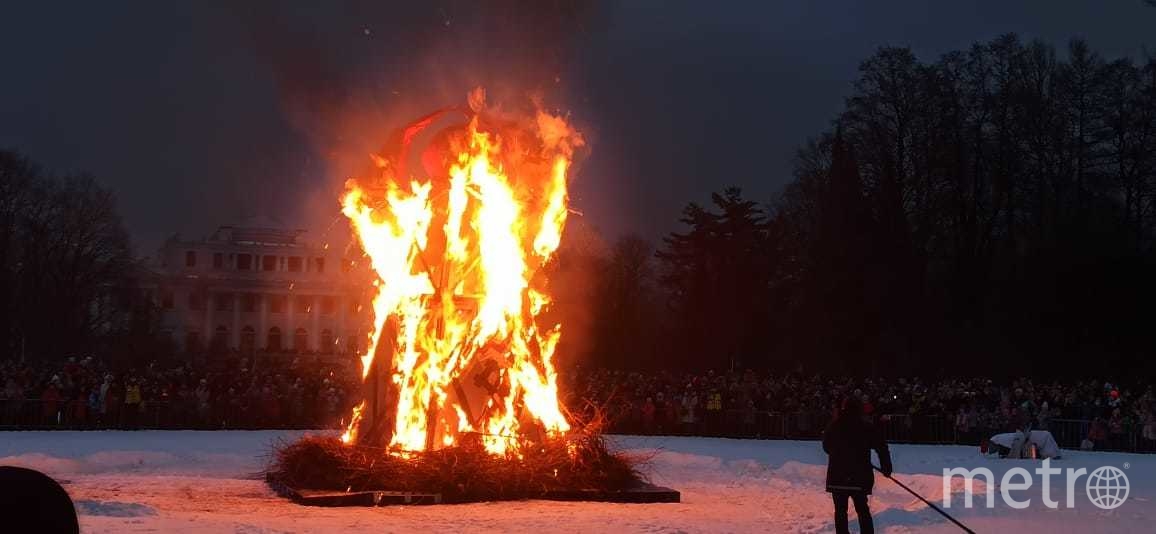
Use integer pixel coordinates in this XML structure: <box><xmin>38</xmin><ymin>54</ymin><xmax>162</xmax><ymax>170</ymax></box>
<box><xmin>144</xmin><ymin>217</ymin><xmax>372</xmax><ymax>357</ymax></box>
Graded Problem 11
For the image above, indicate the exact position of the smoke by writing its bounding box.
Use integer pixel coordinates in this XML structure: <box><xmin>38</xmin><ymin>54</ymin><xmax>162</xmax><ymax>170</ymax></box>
<box><xmin>224</xmin><ymin>2</ymin><xmax>601</xmax><ymax>158</ymax></box>
<box><xmin>543</xmin><ymin>215</ymin><xmax>608</xmax><ymax>370</ymax></box>
<box><xmin>216</xmin><ymin>1</ymin><xmax>608</xmax><ymax>367</ymax></box>
<box><xmin>218</xmin><ymin>0</ymin><xmax>604</xmax><ymax>248</ymax></box>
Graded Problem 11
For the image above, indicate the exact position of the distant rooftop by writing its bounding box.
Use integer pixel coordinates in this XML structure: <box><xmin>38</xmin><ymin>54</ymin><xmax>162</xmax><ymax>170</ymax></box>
<box><xmin>231</xmin><ymin>215</ymin><xmax>295</xmax><ymax>232</ymax></box>
<box><xmin>207</xmin><ymin>216</ymin><xmax>307</xmax><ymax>247</ymax></box>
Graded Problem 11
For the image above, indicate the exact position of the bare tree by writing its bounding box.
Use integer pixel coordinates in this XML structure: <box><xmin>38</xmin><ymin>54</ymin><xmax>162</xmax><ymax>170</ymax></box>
<box><xmin>0</xmin><ymin>150</ymin><xmax>132</xmax><ymax>360</ymax></box>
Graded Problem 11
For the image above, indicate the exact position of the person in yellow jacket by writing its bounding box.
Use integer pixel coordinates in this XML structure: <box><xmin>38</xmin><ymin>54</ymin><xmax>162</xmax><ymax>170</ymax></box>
<box><xmin>705</xmin><ymin>389</ymin><xmax>723</xmax><ymax>435</ymax></box>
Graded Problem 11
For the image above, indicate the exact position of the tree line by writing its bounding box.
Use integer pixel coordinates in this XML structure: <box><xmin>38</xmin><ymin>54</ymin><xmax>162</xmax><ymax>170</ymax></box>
<box><xmin>0</xmin><ymin>150</ymin><xmax>137</xmax><ymax>361</ymax></box>
<box><xmin>578</xmin><ymin>35</ymin><xmax>1156</xmax><ymax>376</ymax></box>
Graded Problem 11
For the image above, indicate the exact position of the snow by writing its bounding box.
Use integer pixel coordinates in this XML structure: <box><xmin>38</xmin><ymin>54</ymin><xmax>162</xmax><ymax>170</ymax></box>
<box><xmin>0</xmin><ymin>431</ymin><xmax>1152</xmax><ymax>533</ymax></box>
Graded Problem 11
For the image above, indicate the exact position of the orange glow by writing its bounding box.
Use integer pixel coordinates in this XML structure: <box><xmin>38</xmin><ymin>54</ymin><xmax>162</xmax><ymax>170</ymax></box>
<box><xmin>340</xmin><ymin>92</ymin><xmax>583</xmax><ymax>456</ymax></box>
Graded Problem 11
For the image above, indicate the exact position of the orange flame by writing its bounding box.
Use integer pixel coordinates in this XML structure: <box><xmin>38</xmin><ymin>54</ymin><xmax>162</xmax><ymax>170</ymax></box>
<box><xmin>340</xmin><ymin>93</ymin><xmax>582</xmax><ymax>456</ymax></box>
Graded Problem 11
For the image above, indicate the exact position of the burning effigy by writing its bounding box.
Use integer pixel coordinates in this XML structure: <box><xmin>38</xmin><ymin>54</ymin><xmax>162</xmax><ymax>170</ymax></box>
<box><xmin>268</xmin><ymin>89</ymin><xmax>676</xmax><ymax>505</ymax></box>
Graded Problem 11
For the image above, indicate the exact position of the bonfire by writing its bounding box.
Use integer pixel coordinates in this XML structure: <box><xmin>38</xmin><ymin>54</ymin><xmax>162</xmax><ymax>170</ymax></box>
<box><xmin>270</xmin><ymin>89</ymin><xmax>656</xmax><ymax>504</ymax></box>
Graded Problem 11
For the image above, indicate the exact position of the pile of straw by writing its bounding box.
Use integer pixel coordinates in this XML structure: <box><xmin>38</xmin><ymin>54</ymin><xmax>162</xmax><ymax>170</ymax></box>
<box><xmin>269</xmin><ymin>427</ymin><xmax>644</xmax><ymax>503</ymax></box>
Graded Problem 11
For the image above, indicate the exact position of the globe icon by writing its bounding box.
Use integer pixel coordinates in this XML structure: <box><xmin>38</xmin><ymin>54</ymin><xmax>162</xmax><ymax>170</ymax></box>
<box><xmin>1085</xmin><ymin>466</ymin><xmax>1129</xmax><ymax>510</ymax></box>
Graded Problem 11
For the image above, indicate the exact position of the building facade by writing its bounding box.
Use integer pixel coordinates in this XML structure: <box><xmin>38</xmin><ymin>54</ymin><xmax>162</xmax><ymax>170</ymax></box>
<box><xmin>144</xmin><ymin>218</ymin><xmax>372</xmax><ymax>357</ymax></box>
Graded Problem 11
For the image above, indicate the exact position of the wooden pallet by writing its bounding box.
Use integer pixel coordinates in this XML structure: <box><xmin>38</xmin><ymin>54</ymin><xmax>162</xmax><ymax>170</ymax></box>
<box><xmin>266</xmin><ymin>473</ymin><xmax>442</xmax><ymax>506</ymax></box>
<box><xmin>266</xmin><ymin>472</ymin><xmax>679</xmax><ymax>506</ymax></box>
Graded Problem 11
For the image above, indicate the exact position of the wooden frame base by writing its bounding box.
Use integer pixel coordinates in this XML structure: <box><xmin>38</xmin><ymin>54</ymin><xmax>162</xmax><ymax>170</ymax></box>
<box><xmin>266</xmin><ymin>472</ymin><xmax>680</xmax><ymax>506</ymax></box>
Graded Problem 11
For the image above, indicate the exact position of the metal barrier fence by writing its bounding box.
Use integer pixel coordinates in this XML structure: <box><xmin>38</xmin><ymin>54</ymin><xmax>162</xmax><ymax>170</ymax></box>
<box><xmin>0</xmin><ymin>398</ymin><xmax>343</xmax><ymax>431</ymax></box>
<box><xmin>1046</xmin><ymin>418</ymin><xmax>1156</xmax><ymax>453</ymax></box>
<box><xmin>5</xmin><ymin>399</ymin><xmax>1156</xmax><ymax>454</ymax></box>
<box><xmin>604</xmin><ymin>409</ymin><xmax>1156</xmax><ymax>453</ymax></box>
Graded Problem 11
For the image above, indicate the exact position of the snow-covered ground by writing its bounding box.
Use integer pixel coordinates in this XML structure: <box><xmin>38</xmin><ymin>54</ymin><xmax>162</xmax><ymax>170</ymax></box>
<box><xmin>0</xmin><ymin>431</ymin><xmax>1151</xmax><ymax>533</ymax></box>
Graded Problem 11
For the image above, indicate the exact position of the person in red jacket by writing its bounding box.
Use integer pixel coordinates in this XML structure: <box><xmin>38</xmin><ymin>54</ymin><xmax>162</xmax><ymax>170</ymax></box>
<box><xmin>641</xmin><ymin>397</ymin><xmax>656</xmax><ymax>434</ymax></box>
<box><xmin>41</xmin><ymin>381</ymin><xmax>61</xmax><ymax>425</ymax></box>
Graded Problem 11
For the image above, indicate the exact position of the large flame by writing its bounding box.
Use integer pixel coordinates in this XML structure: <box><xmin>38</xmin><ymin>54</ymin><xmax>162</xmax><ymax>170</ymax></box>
<box><xmin>340</xmin><ymin>94</ymin><xmax>581</xmax><ymax>456</ymax></box>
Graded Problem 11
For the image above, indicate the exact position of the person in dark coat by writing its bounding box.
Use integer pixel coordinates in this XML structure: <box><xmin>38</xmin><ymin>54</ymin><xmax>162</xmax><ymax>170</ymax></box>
<box><xmin>823</xmin><ymin>397</ymin><xmax>893</xmax><ymax>534</ymax></box>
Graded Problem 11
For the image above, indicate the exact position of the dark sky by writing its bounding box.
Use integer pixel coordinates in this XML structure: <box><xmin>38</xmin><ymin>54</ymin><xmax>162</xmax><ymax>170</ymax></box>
<box><xmin>2</xmin><ymin>1</ymin><xmax>1153</xmax><ymax>255</ymax></box>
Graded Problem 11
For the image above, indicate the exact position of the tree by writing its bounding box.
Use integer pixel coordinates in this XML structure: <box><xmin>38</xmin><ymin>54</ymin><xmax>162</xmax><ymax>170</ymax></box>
<box><xmin>656</xmin><ymin>187</ymin><xmax>775</xmax><ymax>369</ymax></box>
<box><xmin>771</xmin><ymin>36</ymin><xmax>1156</xmax><ymax>374</ymax></box>
<box><xmin>589</xmin><ymin>235</ymin><xmax>659</xmax><ymax>369</ymax></box>
<box><xmin>0</xmin><ymin>150</ymin><xmax>134</xmax><ymax>360</ymax></box>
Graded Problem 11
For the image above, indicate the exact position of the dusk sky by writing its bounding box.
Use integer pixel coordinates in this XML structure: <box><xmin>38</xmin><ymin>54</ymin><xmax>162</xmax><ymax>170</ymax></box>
<box><xmin>2</xmin><ymin>1</ymin><xmax>1153</xmax><ymax>255</ymax></box>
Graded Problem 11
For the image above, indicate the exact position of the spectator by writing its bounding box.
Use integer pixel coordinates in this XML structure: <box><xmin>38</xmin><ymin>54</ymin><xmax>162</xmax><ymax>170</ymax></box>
<box><xmin>680</xmin><ymin>388</ymin><xmax>699</xmax><ymax>435</ymax></box>
<box><xmin>705</xmin><ymin>387</ymin><xmax>723</xmax><ymax>436</ymax></box>
<box><xmin>1088</xmin><ymin>417</ymin><xmax>1109</xmax><ymax>450</ymax></box>
<box><xmin>124</xmin><ymin>379</ymin><xmax>142</xmax><ymax>429</ymax></box>
<box><xmin>41</xmin><ymin>379</ymin><xmax>61</xmax><ymax>425</ymax></box>
<box><xmin>1109</xmin><ymin>409</ymin><xmax>1126</xmax><ymax>451</ymax></box>
<box><xmin>1142</xmin><ymin>407</ymin><xmax>1156</xmax><ymax>452</ymax></box>
<box><xmin>195</xmin><ymin>379</ymin><xmax>212</xmax><ymax>426</ymax></box>
<box><xmin>641</xmin><ymin>397</ymin><xmax>656</xmax><ymax>434</ymax></box>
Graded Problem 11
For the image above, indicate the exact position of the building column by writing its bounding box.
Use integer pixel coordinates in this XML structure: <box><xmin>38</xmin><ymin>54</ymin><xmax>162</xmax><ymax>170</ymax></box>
<box><xmin>204</xmin><ymin>288</ymin><xmax>213</xmax><ymax>344</ymax></box>
<box><xmin>259</xmin><ymin>293</ymin><xmax>268</xmax><ymax>350</ymax></box>
<box><xmin>232</xmin><ymin>292</ymin><xmax>241</xmax><ymax>349</ymax></box>
<box><xmin>287</xmin><ymin>292</ymin><xmax>295</xmax><ymax>351</ymax></box>
<box><xmin>311</xmin><ymin>296</ymin><xmax>320</xmax><ymax>352</ymax></box>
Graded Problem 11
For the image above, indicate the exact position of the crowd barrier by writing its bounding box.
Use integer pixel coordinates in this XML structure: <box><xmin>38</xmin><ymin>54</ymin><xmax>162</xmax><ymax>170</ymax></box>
<box><xmin>4</xmin><ymin>399</ymin><xmax>1154</xmax><ymax>454</ymax></box>
<box><xmin>604</xmin><ymin>409</ymin><xmax>1156</xmax><ymax>453</ymax></box>
<box><xmin>0</xmin><ymin>398</ymin><xmax>343</xmax><ymax>431</ymax></box>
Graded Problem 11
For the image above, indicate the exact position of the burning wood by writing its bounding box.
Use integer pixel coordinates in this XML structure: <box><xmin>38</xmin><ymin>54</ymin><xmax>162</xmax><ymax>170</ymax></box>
<box><xmin>339</xmin><ymin>88</ymin><xmax>584</xmax><ymax>456</ymax></box>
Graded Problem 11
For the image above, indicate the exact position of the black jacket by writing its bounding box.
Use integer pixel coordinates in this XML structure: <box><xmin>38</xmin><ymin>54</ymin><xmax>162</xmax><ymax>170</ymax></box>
<box><xmin>823</xmin><ymin>416</ymin><xmax>892</xmax><ymax>494</ymax></box>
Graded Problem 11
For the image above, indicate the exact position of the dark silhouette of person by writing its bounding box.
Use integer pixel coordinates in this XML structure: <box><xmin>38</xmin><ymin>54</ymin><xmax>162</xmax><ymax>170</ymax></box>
<box><xmin>0</xmin><ymin>466</ymin><xmax>79</xmax><ymax>534</ymax></box>
<box><xmin>823</xmin><ymin>397</ymin><xmax>892</xmax><ymax>534</ymax></box>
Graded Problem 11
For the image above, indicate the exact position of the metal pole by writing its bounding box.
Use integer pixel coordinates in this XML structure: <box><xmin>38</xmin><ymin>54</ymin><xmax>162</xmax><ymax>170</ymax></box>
<box><xmin>873</xmin><ymin>465</ymin><xmax>976</xmax><ymax>534</ymax></box>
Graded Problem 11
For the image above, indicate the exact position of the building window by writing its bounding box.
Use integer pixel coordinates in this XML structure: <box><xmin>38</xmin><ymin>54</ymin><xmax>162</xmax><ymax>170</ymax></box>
<box><xmin>241</xmin><ymin>293</ymin><xmax>257</xmax><ymax>313</ymax></box>
<box><xmin>267</xmin><ymin>327</ymin><xmax>282</xmax><ymax>352</ymax></box>
<box><xmin>161</xmin><ymin>291</ymin><xmax>174</xmax><ymax>310</ymax></box>
<box><xmin>293</xmin><ymin>328</ymin><xmax>308</xmax><ymax>353</ymax></box>
<box><xmin>213</xmin><ymin>252</ymin><xmax>223</xmax><ymax>269</ymax></box>
<box><xmin>348</xmin><ymin>299</ymin><xmax>361</xmax><ymax>315</ymax></box>
<box><xmin>185</xmin><ymin>331</ymin><xmax>202</xmax><ymax>353</ymax></box>
<box><xmin>320</xmin><ymin>329</ymin><xmax>334</xmax><ymax>353</ymax></box>
<box><xmin>262</xmin><ymin>255</ymin><xmax>277</xmax><ymax>271</ymax></box>
<box><xmin>295</xmin><ymin>295</ymin><xmax>311</xmax><ymax>314</ymax></box>
<box><xmin>346</xmin><ymin>333</ymin><xmax>359</xmax><ymax>354</ymax></box>
<box><xmin>188</xmin><ymin>292</ymin><xmax>203</xmax><ymax>311</ymax></box>
<box><xmin>212</xmin><ymin>325</ymin><xmax>229</xmax><ymax>352</ymax></box>
<box><xmin>214</xmin><ymin>292</ymin><xmax>233</xmax><ymax>312</ymax></box>
<box><xmin>240</xmin><ymin>326</ymin><xmax>255</xmax><ymax>353</ymax></box>
<box><xmin>237</xmin><ymin>254</ymin><xmax>252</xmax><ymax>270</ymax></box>
<box><xmin>321</xmin><ymin>296</ymin><xmax>336</xmax><ymax>315</ymax></box>
<box><xmin>269</xmin><ymin>295</ymin><xmax>285</xmax><ymax>313</ymax></box>
<box><xmin>185</xmin><ymin>250</ymin><xmax>197</xmax><ymax>267</ymax></box>
<box><xmin>288</xmin><ymin>256</ymin><xmax>303</xmax><ymax>272</ymax></box>
<box><xmin>314</xmin><ymin>257</ymin><xmax>325</xmax><ymax>273</ymax></box>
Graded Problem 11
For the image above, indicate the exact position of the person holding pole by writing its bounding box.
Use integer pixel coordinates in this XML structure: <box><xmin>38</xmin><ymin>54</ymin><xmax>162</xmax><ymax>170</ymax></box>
<box><xmin>823</xmin><ymin>396</ymin><xmax>892</xmax><ymax>534</ymax></box>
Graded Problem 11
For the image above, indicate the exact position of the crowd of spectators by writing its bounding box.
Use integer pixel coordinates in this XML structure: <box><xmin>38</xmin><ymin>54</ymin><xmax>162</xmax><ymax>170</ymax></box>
<box><xmin>5</xmin><ymin>357</ymin><xmax>1156</xmax><ymax>453</ymax></box>
<box><xmin>564</xmin><ymin>368</ymin><xmax>1156</xmax><ymax>452</ymax></box>
<box><xmin>0</xmin><ymin>356</ymin><xmax>361</xmax><ymax>430</ymax></box>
